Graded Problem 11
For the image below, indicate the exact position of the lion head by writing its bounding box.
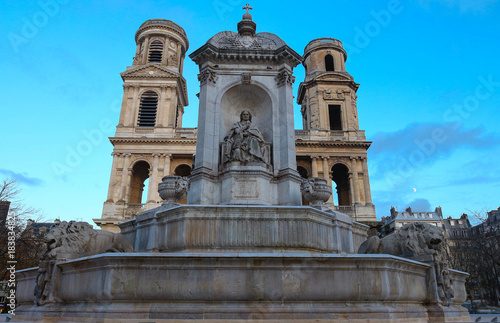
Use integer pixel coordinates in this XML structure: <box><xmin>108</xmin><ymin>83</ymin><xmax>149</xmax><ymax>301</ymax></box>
<box><xmin>396</xmin><ymin>222</ymin><xmax>445</xmax><ymax>258</ymax></box>
<box><xmin>45</xmin><ymin>221</ymin><xmax>95</xmax><ymax>260</ymax></box>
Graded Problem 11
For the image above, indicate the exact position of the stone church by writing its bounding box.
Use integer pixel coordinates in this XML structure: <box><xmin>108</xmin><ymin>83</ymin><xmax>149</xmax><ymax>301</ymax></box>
<box><xmin>94</xmin><ymin>12</ymin><xmax>377</xmax><ymax>232</ymax></box>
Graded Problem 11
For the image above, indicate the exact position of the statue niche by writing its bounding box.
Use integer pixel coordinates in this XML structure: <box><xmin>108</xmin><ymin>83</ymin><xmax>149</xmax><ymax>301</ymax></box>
<box><xmin>222</xmin><ymin>110</ymin><xmax>270</xmax><ymax>165</ymax></box>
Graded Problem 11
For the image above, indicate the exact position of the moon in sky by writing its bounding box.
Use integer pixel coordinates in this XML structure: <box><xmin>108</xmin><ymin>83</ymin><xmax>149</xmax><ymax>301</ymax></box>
<box><xmin>413</xmin><ymin>188</ymin><xmax>417</xmax><ymax>193</ymax></box>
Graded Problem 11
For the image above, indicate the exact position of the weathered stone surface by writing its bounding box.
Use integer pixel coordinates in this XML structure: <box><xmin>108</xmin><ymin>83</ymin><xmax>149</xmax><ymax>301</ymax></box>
<box><xmin>359</xmin><ymin>222</ymin><xmax>458</xmax><ymax>307</ymax></box>
<box><xmin>15</xmin><ymin>253</ymin><xmax>470</xmax><ymax>322</ymax></box>
<box><xmin>119</xmin><ymin>205</ymin><xmax>367</xmax><ymax>253</ymax></box>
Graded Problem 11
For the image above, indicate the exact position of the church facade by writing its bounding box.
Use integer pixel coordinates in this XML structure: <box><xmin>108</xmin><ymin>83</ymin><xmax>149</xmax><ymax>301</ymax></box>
<box><xmin>94</xmin><ymin>15</ymin><xmax>377</xmax><ymax>232</ymax></box>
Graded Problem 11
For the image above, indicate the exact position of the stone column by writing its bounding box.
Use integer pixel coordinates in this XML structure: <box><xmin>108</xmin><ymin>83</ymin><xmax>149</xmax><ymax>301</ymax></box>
<box><xmin>348</xmin><ymin>172</ymin><xmax>355</xmax><ymax>207</ymax></box>
<box><xmin>188</xmin><ymin>67</ymin><xmax>220</xmax><ymax>204</ymax></box>
<box><xmin>147</xmin><ymin>154</ymin><xmax>160</xmax><ymax>202</ymax></box>
<box><xmin>118</xmin><ymin>153</ymin><xmax>131</xmax><ymax>202</ymax></box>
<box><xmin>162</xmin><ymin>153</ymin><xmax>172</xmax><ymax>177</ymax></box>
<box><xmin>322</xmin><ymin>157</ymin><xmax>333</xmax><ymax>204</ymax></box>
<box><xmin>168</xmin><ymin>88</ymin><xmax>178</xmax><ymax>128</ymax></box>
<box><xmin>361</xmin><ymin>157</ymin><xmax>373</xmax><ymax>205</ymax></box>
<box><xmin>161</xmin><ymin>37</ymin><xmax>168</xmax><ymax>65</ymax></box>
<box><xmin>118</xmin><ymin>85</ymin><xmax>130</xmax><ymax>126</ymax></box>
<box><xmin>106</xmin><ymin>152</ymin><xmax>120</xmax><ymax>202</ymax></box>
<box><xmin>126</xmin><ymin>85</ymin><xmax>140</xmax><ymax>127</ymax></box>
<box><xmin>311</xmin><ymin>157</ymin><xmax>319</xmax><ymax>177</ymax></box>
<box><xmin>157</xmin><ymin>85</ymin><xmax>168</xmax><ymax>127</ymax></box>
<box><xmin>141</xmin><ymin>36</ymin><xmax>150</xmax><ymax>65</ymax></box>
<box><xmin>123</xmin><ymin>167</ymin><xmax>133</xmax><ymax>205</ymax></box>
<box><xmin>350</xmin><ymin>157</ymin><xmax>361</xmax><ymax>205</ymax></box>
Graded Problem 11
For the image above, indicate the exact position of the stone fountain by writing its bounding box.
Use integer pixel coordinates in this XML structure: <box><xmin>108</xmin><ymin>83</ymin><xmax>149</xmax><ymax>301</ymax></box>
<box><xmin>14</xmin><ymin>11</ymin><xmax>471</xmax><ymax>323</ymax></box>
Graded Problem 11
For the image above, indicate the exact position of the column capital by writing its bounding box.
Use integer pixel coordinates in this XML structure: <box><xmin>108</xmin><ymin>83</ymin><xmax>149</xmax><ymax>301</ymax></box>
<box><xmin>152</xmin><ymin>153</ymin><xmax>161</xmax><ymax>158</ymax></box>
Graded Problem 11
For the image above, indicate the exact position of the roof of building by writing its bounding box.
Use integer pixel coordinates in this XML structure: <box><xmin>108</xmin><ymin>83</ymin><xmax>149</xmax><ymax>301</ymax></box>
<box><xmin>384</xmin><ymin>206</ymin><xmax>443</xmax><ymax>225</ymax></box>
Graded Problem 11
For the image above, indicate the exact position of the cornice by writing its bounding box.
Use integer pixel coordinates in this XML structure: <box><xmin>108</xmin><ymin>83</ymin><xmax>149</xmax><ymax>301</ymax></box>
<box><xmin>110</xmin><ymin>137</ymin><xmax>197</xmax><ymax>145</ymax></box>
<box><xmin>294</xmin><ymin>140</ymin><xmax>372</xmax><ymax>148</ymax></box>
<box><xmin>190</xmin><ymin>44</ymin><xmax>302</xmax><ymax>68</ymax></box>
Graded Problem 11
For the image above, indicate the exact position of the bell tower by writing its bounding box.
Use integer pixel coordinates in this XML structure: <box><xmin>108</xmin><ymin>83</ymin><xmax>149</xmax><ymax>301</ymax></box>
<box><xmin>95</xmin><ymin>20</ymin><xmax>195</xmax><ymax>232</ymax></box>
<box><xmin>296</xmin><ymin>38</ymin><xmax>376</xmax><ymax>222</ymax></box>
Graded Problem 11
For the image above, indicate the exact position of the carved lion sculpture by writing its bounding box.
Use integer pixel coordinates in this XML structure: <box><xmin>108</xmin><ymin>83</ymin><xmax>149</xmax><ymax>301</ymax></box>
<box><xmin>358</xmin><ymin>222</ymin><xmax>454</xmax><ymax>306</ymax></box>
<box><xmin>45</xmin><ymin>220</ymin><xmax>133</xmax><ymax>260</ymax></box>
<box><xmin>35</xmin><ymin>221</ymin><xmax>133</xmax><ymax>305</ymax></box>
<box><xmin>358</xmin><ymin>222</ymin><xmax>445</xmax><ymax>258</ymax></box>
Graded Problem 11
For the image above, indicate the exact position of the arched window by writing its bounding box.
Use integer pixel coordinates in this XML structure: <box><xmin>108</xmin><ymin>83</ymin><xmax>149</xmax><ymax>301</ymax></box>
<box><xmin>129</xmin><ymin>161</ymin><xmax>150</xmax><ymax>204</ymax></box>
<box><xmin>174</xmin><ymin>164</ymin><xmax>191</xmax><ymax>204</ymax></box>
<box><xmin>174</xmin><ymin>164</ymin><xmax>192</xmax><ymax>177</ymax></box>
<box><xmin>297</xmin><ymin>166</ymin><xmax>308</xmax><ymax>179</ymax></box>
<box><xmin>148</xmin><ymin>40</ymin><xmax>163</xmax><ymax>63</ymax></box>
<box><xmin>325</xmin><ymin>54</ymin><xmax>335</xmax><ymax>71</ymax></box>
<box><xmin>331</xmin><ymin>164</ymin><xmax>351</xmax><ymax>206</ymax></box>
<box><xmin>137</xmin><ymin>91</ymin><xmax>158</xmax><ymax>127</ymax></box>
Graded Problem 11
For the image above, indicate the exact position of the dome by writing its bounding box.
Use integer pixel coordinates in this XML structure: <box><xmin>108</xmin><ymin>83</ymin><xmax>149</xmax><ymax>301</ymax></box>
<box><xmin>205</xmin><ymin>31</ymin><xmax>287</xmax><ymax>50</ymax></box>
<box><xmin>135</xmin><ymin>19</ymin><xmax>188</xmax><ymax>49</ymax></box>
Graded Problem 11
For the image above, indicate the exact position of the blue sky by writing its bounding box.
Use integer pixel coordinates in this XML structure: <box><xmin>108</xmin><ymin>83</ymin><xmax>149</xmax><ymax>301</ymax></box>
<box><xmin>1</xmin><ymin>0</ymin><xmax>499</xmax><ymax>225</ymax></box>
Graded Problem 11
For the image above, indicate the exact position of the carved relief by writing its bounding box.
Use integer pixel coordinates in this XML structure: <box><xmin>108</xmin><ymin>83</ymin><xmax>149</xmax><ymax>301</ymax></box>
<box><xmin>300</xmin><ymin>177</ymin><xmax>332</xmax><ymax>206</ymax></box>
<box><xmin>158</xmin><ymin>175</ymin><xmax>189</xmax><ymax>206</ymax></box>
<box><xmin>218</xmin><ymin>35</ymin><xmax>277</xmax><ymax>50</ymax></box>
<box><xmin>241</xmin><ymin>72</ymin><xmax>251</xmax><ymax>84</ymax></box>
<box><xmin>323</xmin><ymin>89</ymin><xmax>348</xmax><ymax>100</ymax></box>
<box><xmin>133</xmin><ymin>42</ymin><xmax>145</xmax><ymax>65</ymax></box>
<box><xmin>351</xmin><ymin>91</ymin><xmax>358</xmax><ymax>121</ymax></box>
<box><xmin>275</xmin><ymin>70</ymin><xmax>295</xmax><ymax>87</ymax></box>
<box><xmin>223</xmin><ymin>110</ymin><xmax>269</xmax><ymax>164</ymax></box>
<box><xmin>198</xmin><ymin>68</ymin><xmax>218</xmax><ymax>85</ymax></box>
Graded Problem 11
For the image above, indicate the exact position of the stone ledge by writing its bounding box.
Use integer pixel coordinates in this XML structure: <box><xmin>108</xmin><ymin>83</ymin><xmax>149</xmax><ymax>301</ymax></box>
<box><xmin>119</xmin><ymin>205</ymin><xmax>359</xmax><ymax>253</ymax></box>
<box><xmin>15</xmin><ymin>254</ymin><xmax>469</xmax><ymax>322</ymax></box>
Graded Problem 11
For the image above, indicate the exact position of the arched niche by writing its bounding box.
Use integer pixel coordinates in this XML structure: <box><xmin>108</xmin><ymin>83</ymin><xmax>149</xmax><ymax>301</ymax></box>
<box><xmin>220</xmin><ymin>84</ymin><xmax>273</xmax><ymax>144</ymax></box>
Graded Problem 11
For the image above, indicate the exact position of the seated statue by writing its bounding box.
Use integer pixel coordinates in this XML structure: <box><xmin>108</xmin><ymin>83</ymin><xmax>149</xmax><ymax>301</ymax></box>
<box><xmin>224</xmin><ymin>110</ymin><xmax>267</xmax><ymax>164</ymax></box>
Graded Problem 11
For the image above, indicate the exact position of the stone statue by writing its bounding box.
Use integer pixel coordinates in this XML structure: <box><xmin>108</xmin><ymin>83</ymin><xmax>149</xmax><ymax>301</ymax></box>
<box><xmin>224</xmin><ymin>110</ymin><xmax>267</xmax><ymax>164</ymax></box>
<box><xmin>358</xmin><ymin>222</ymin><xmax>445</xmax><ymax>258</ymax></box>
<box><xmin>358</xmin><ymin>222</ymin><xmax>454</xmax><ymax>306</ymax></box>
<box><xmin>34</xmin><ymin>221</ymin><xmax>133</xmax><ymax>305</ymax></box>
<box><xmin>44</xmin><ymin>221</ymin><xmax>133</xmax><ymax>260</ymax></box>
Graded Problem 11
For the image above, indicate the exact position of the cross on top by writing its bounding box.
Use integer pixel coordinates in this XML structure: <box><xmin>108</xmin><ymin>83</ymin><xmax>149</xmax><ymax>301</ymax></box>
<box><xmin>243</xmin><ymin>3</ymin><xmax>253</xmax><ymax>13</ymax></box>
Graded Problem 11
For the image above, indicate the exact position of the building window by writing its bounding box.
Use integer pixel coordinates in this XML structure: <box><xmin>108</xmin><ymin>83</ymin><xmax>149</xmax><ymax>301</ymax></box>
<box><xmin>331</xmin><ymin>163</ymin><xmax>351</xmax><ymax>206</ymax></box>
<box><xmin>129</xmin><ymin>161</ymin><xmax>150</xmax><ymax>204</ymax></box>
<box><xmin>137</xmin><ymin>91</ymin><xmax>158</xmax><ymax>127</ymax></box>
<box><xmin>325</xmin><ymin>54</ymin><xmax>335</xmax><ymax>71</ymax></box>
<box><xmin>328</xmin><ymin>105</ymin><xmax>342</xmax><ymax>130</ymax></box>
<box><xmin>148</xmin><ymin>40</ymin><xmax>163</xmax><ymax>63</ymax></box>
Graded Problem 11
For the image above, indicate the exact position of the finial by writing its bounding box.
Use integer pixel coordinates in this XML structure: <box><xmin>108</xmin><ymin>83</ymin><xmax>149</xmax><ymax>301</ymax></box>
<box><xmin>243</xmin><ymin>3</ymin><xmax>253</xmax><ymax>14</ymax></box>
<box><xmin>238</xmin><ymin>3</ymin><xmax>256</xmax><ymax>35</ymax></box>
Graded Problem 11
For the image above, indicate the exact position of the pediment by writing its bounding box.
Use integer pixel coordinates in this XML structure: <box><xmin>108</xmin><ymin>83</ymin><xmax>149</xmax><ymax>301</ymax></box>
<box><xmin>315</xmin><ymin>72</ymin><xmax>353</xmax><ymax>82</ymax></box>
<box><xmin>121</xmin><ymin>64</ymin><xmax>180</xmax><ymax>79</ymax></box>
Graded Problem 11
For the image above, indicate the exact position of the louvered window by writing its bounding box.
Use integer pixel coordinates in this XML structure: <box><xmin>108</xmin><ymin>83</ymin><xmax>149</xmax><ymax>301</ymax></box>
<box><xmin>148</xmin><ymin>40</ymin><xmax>163</xmax><ymax>63</ymax></box>
<box><xmin>137</xmin><ymin>91</ymin><xmax>158</xmax><ymax>127</ymax></box>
